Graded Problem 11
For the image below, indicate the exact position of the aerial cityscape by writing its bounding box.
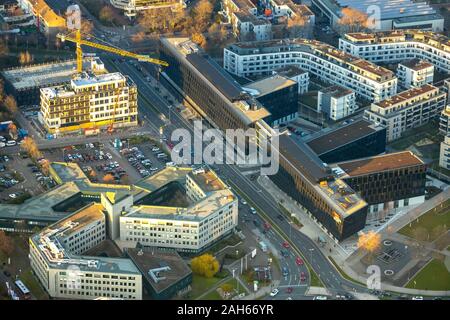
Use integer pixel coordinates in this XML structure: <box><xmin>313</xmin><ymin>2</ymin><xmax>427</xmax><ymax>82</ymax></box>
<box><xmin>0</xmin><ymin>0</ymin><xmax>449</xmax><ymax>305</ymax></box>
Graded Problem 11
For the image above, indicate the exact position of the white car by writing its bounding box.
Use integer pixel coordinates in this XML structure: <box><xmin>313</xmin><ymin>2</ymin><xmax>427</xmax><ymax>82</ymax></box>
<box><xmin>250</xmin><ymin>207</ymin><xmax>257</xmax><ymax>214</ymax></box>
<box><xmin>6</xmin><ymin>140</ymin><xmax>16</xmax><ymax>147</ymax></box>
<box><xmin>241</xmin><ymin>199</ymin><xmax>247</xmax><ymax>205</ymax></box>
<box><xmin>0</xmin><ymin>142</ymin><xmax>5</xmax><ymax>148</ymax></box>
<box><xmin>313</xmin><ymin>296</ymin><xmax>328</xmax><ymax>300</ymax></box>
<box><xmin>152</xmin><ymin>147</ymin><xmax>160</xmax><ymax>152</ymax></box>
<box><xmin>165</xmin><ymin>162</ymin><xmax>176</xmax><ymax>167</ymax></box>
<box><xmin>8</xmin><ymin>193</ymin><xmax>17</xmax><ymax>199</ymax></box>
<box><xmin>412</xmin><ymin>296</ymin><xmax>423</xmax><ymax>300</ymax></box>
<box><xmin>269</xmin><ymin>289</ymin><xmax>279</xmax><ymax>297</ymax></box>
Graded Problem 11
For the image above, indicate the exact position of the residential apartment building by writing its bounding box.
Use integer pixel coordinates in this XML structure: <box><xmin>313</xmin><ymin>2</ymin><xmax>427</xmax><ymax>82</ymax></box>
<box><xmin>311</xmin><ymin>0</ymin><xmax>443</xmax><ymax>32</ymax></box>
<box><xmin>120</xmin><ymin>167</ymin><xmax>239</xmax><ymax>252</ymax></box>
<box><xmin>332</xmin><ymin>151</ymin><xmax>426</xmax><ymax>215</ymax></box>
<box><xmin>439</xmin><ymin>136</ymin><xmax>450</xmax><ymax>170</ymax></box>
<box><xmin>110</xmin><ymin>0</ymin><xmax>184</xmax><ymax>18</ymax></box>
<box><xmin>439</xmin><ymin>105</ymin><xmax>450</xmax><ymax>137</ymax></box>
<box><xmin>223</xmin><ymin>0</ymin><xmax>272</xmax><ymax>41</ymax></box>
<box><xmin>223</xmin><ymin>38</ymin><xmax>397</xmax><ymax>102</ymax></box>
<box><xmin>18</xmin><ymin>0</ymin><xmax>66</xmax><ymax>37</ymax></box>
<box><xmin>397</xmin><ymin>59</ymin><xmax>434</xmax><ymax>90</ymax></box>
<box><xmin>364</xmin><ymin>84</ymin><xmax>446</xmax><ymax>142</ymax></box>
<box><xmin>339</xmin><ymin>30</ymin><xmax>450</xmax><ymax>73</ymax></box>
<box><xmin>275</xmin><ymin>65</ymin><xmax>309</xmax><ymax>94</ymax></box>
<box><xmin>317</xmin><ymin>85</ymin><xmax>356</xmax><ymax>121</ymax></box>
<box><xmin>40</xmin><ymin>72</ymin><xmax>138</xmax><ymax>133</ymax></box>
<box><xmin>29</xmin><ymin>203</ymin><xmax>143</xmax><ymax>300</ymax></box>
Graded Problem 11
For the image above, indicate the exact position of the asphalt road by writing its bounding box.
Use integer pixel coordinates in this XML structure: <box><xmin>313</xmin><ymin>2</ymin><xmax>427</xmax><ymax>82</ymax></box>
<box><xmin>104</xmin><ymin>56</ymin><xmax>369</xmax><ymax>297</ymax></box>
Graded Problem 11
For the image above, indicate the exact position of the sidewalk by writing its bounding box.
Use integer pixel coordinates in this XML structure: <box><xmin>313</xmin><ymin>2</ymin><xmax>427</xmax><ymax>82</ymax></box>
<box><xmin>258</xmin><ymin>176</ymin><xmax>450</xmax><ymax>296</ymax></box>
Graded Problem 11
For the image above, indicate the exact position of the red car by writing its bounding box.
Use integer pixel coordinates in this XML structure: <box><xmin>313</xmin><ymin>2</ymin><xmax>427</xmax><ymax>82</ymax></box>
<box><xmin>263</xmin><ymin>221</ymin><xmax>271</xmax><ymax>230</ymax></box>
<box><xmin>300</xmin><ymin>272</ymin><xmax>306</xmax><ymax>282</ymax></box>
<box><xmin>295</xmin><ymin>257</ymin><xmax>304</xmax><ymax>266</ymax></box>
<box><xmin>286</xmin><ymin>287</ymin><xmax>293</xmax><ymax>294</ymax></box>
<box><xmin>282</xmin><ymin>241</ymin><xmax>290</xmax><ymax>249</ymax></box>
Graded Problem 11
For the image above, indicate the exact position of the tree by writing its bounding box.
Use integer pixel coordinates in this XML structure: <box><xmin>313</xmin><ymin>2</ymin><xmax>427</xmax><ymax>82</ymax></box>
<box><xmin>18</xmin><ymin>51</ymin><xmax>33</xmax><ymax>65</ymax></box>
<box><xmin>7</xmin><ymin>122</ymin><xmax>17</xmax><ymax>138</ymax></box>
<box><xmin>81</xmin><ymin>20</ymin><xmax>94</xmax><ymax>35</ymax></box>
<box><xmin>4</xmin><ymin>95</ymin><xmax>18</xmax><ymax>115</ymax></box>
<box><xmin>357</xmin><ymin>231</ymin><xmax>381</xmax><ymax>254</ymax></box>
<box><xmin>0</xmin><ymin>39</ymin><xmax>8</xmax><ymax>57</ymax></box>
<box><xmin>99</xmin><ymin>6</ymin><xmax>114</xmax><ymax>24</ymax></box>
<box><xmin>20</xmin><ymin>136</ymin><xmax>42</xmax><ymax>159</ymax></box>
<box><xmin>287</xmin><ymin>15</ymin><xmax>312</xmax><ymax>39</ymax></box>
<box><xmin>221</xmin><ymin>283</ymin><xmax>234</xmax><ymax>294</ymax></box>
<box><xmin>207</xmin><ymin>23</ymin><xmax>228</xmax><ymax>47</ymax></box>
<box><xmin>0</xmin><ymin>230</ymin><xmax>14</xmax><ymax>256</ymax></box>
<box><xmin>191</xmin><ymin>33</ymin><xmax>207</xmax><ymax>49</ymax></box>
<box><xmin>191</xmin><ymin>253</ymin><xmax>219</xmax><ymax>278</ymax></box>
<box><xmin>338</xmin><ymin>8</ymin><xmax>368</xmax><ymax>34</ymax></box>
<box><xmin>103</xmin><ymin>173</ymin><xmax>115</xmax><ymax>184</ymax></box>
<box><xmin>192</xmin><ymin>0</ymin><xmax>214</xmax><ymax>33</ymax></box>
<box><xmin>40</xmin><ymin>159</ymin><xmax>50</xmax><ymax>175</ymax></box>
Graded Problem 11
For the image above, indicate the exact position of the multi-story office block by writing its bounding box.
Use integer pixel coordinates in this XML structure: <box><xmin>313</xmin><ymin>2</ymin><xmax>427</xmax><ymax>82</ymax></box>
<box><xmin>317</xmin><ymin>85</ymin><xmax>356</xmax><ymax>121</ymax></box>
<box><xmin>397</xmin><ymin>59</ymin><xmax>434</xmax><ymax>90</ymax></box>
<box><xmin>339</xmin><ymin>31</ymin><xmax>450</xmax><ymax>73</ymax></box>
<box><xmin>29</xmin><ymin>203</ymin><xmax>143</xmax><ymax>300</ymax></box>
<box><xmin>109</xmin><ymin>0</ymin><xmax>184</xmax><ymax>18</ymax></box>
<box><xmin>120</xmin><ymin>167</ymin><xmax>239</xmax><ymax>252</ymax></box>
<box><xmin>306</xmin><ymin>120</ymin><xmax>386</xmax><ymax>164</ymax></box>
<box><xmin>244</xmin><ymin>74</ymin><xmax>299</xmax><ymax>126</ymax></box>
<box><xmin>364</xmin><ymin>84</ymin><xmax>446</xmax><ymax>142</ymax></box>
<box><xmin>40</xmin><ymin>72</ymin><xmax>138</xmax><ymax>134</ymax></box>
<box><xmin>223</xmin><ymin>39</ymin><xmax>397</xmax><ymax>102</ymax></box>
<box><xmin>332</xmin><ymin>151</ymin><xmax>426</xmax><ymax>214</ymax></box>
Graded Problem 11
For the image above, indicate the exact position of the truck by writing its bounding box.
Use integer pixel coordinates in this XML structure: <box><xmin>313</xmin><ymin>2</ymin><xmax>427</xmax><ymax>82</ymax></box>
<box><xmin>259</xmin><ymin>241</ymin><xmax>268</xmax><ymax>253</ymax></box>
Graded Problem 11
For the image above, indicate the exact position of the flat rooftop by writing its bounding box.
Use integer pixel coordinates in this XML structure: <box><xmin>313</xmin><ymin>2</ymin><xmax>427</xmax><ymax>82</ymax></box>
<box><xmin>126</xmin><ymin>247</ymin><xmax>191</xmax><ymax>294</ymax></box>
<box><xmin>306</xmin><ymin>120</ymin><xmax>380</xmax><ymax>156</ymax></box>
<box><xmin>50</xmin><ymin>203</ymin><xmax>105</xmax><ymax>238</ymax></box>
<box><xmin>188</xmin><ymin>169</ymin><xmax>226</xmax><ymax>193</ymax></box>
<box><xmin>319</xmin><ymin>85</ymin><xmax>353</xmax><ymax>98</ymax></box>
<box><xmin>1</xmin><ymin>58</ymin><xmax>103</xmax><ymax>91</ymax></box>
<box><xmin>332</xmin><ymin>151</ymin><xmax>424</xmax><ymax>177</ymax></box>
<box><xmin>325</xmin><ymin>0</ymin><xmax>438</xmax><ymax>20</ymax></box>
<box><xmin>275</xmin><ymin>65</ymin><xmax>308</xmax><ymax>78</ymax></box>
<box><xmin>374</xmin><ymin>84</ymin><xmax>438</xmax><ymax>109</ymax></box>
<box><xmin>399</xmin><ymin>59</ymin><xmax>434</xmax><ymax>71</ymax></box>
<box><xmin>279</xmin><ymin>134</ymin><xmax>331</xmax><ymax>183</ymax></box>
<box><xmin>244</xmin><ymin>75</ymin><xmax>297</xmax><ymax>96</ymax></box>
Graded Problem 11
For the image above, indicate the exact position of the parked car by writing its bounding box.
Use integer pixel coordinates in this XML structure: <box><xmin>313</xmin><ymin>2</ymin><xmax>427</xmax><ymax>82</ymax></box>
<box><xmin>269</xmin><ymin>289</ymin><xmax>279</xmax><ymax>297</ymax></box>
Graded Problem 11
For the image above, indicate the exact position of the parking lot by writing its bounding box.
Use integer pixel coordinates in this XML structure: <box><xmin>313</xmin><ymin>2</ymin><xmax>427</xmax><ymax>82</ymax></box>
<box><xmin>43</xmin><ymin>137</ymin><xmax>171</xmax><ymax>185</ymax></box>
<box><xmin>0</xmin><ymin>153</ymin><xmax>54</xmax><ymax>204</ymax></box>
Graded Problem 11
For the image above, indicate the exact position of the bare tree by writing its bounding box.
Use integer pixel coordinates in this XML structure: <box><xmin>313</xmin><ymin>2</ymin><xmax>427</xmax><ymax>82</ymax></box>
<box><xmin>287</xmin><ymin>15</ymin><xmax>313</xmax><ymax>38</ymax></box>
<box><xmin>4</xmin><ymin>95</ymin><xmax>18</xmax><ymax>115</ymax></box>
<box><xmin>0</xmin><ymin>39</ymin><xmax>8</xmax><ymax>57</ymax></box>
<box><xmin>191</xmin><ymin>32</ymin><xmax>207</xmax><ymax>49</ymax></box>
<box><xmin>18</xmin><ymin>51</ymin><xmax>33</xmax><ymax>65</ymax></box>
<box><xmin>337</xmin><ymin>7</ymin><xmax>368</xmax><ymax>34</ymax></box>
<box><xmin>192</xmin><ymin>0</ymin><xmax>215</xmax><ymax>33</ymax></box>
<box><xmin>0</xmin><ymin>230</ymin><xmax>14</xmax><ymax>256</ymax></box>
<box><xmin>99</xmin><ymin>6</ymin><xmax>115</xmax><ymax>24</ymax></box>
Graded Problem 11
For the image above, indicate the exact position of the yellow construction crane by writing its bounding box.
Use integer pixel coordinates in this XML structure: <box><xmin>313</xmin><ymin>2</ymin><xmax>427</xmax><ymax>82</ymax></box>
<box><xmin>58</xmin><ymin>5</ymin><xmax>168</xmax><ymax>73</ymax></box>
<box><xmin>57</xmin><ymin>29</ymin><xmax>169</xmax><ymax>73</ymax></box>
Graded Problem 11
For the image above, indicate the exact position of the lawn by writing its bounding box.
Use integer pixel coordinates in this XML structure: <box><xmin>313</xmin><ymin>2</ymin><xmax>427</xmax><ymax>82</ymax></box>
<box><xmin>328</xmin><ymin>256</ymin><xmax>366</xmax><ymax>286</ymax></box>
<box><xmin>405</xmin><ymin>259</ymin><xmax>450</xmax><ymax>291</ymax></box>
<box><xmin>202</xmin><ymin>278</ymin><xmax>246</xmax><ymax>300</ymax></box>
<box><xmin>309</xmin><ymin>266</ymin><xmax>324</xmax><ymax>287</ymax></box>
<box><xmin>190</xmin><ymin>275</ymin><xmax>223</xmax><ymax>299</ymax></box>
<box><xmin>399</xmin><ymin>199</ymin><xmax>450</xmax><ymax>241</ymax></box>
<box><xmin>19</xmin><ymin>269</ymin><xmax>48</xmax><ymax>300</ymax></box>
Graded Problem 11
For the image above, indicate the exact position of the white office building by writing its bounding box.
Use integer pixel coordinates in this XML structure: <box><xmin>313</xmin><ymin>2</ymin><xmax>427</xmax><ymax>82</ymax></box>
<box><xmin>40</xmin><ymin>72</ymin><xmax>138</xmax><ymax>133</ymax></box>
<box><xmin>318</xmin><ymin>85</ymin><xmax>356</xmax><ymax>121</ymax></box>
<box><xmin>364</xmin><ymin>84</ymin><xmax>446</xmax><ymax>142</ymax></box>
<box><xmin>440</xmin><ymin>105</ymin><xmax>450</xmax><ymax>137</ymax></box>
<box><xmin>275</xmin><ymin>65</ymin><xmax>309</xmax><ymax>94</ymax></box>
<box><xmin>339</xmin><ymin>31</ymin><xmax>450</xmax><ymax>73</ymax></box>
<box><xmin>119</xmin><ymin>167</ymin><xmax>238</xmax><ymax>252</ymax></box>
<box><xmin>110</xmin><ymin>0</ymin><xmax>184</xmax><ymax>18</ymax></box>
<box><xmin>224</xmin><ymin>38</ymin><xmax>397</xmax><ymax>102</ymax></box>
<box><xmin>29</xmin><ymin>203</ymin><xmax>143</xmax><ymax>300</ymax></box>
<box><xmin>397</xmin><ymin>59</ymin><xmax>434</xmax><ymax>90</ymax></box>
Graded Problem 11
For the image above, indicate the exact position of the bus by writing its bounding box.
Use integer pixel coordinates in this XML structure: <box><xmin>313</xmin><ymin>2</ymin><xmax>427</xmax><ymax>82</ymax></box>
<box><xmin>15</xmin><ymin>280</ymin><xmax>31</xmax><ymax>299</ymax></box>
